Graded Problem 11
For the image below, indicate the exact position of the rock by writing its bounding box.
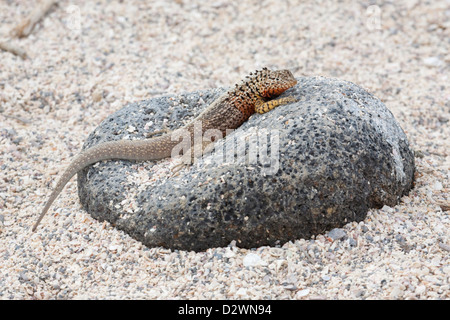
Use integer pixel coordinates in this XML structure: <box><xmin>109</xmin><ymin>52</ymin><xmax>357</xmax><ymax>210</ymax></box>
<box><xmin>433</xmin><ymin>180</ymin><xmax>443</xmax><ymax>191</ymax></box>
<box><xmin>77</xmin><ymin>76</ymin><xmax>415</xmax><ymax>251</ymax></box>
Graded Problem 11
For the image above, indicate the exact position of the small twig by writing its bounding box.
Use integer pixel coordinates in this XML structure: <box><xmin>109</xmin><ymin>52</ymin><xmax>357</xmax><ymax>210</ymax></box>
<box><xmin>0</xmin><ymin>112</ymin><xmax>32</xmax><ymax>124</ymax></box>
<box><xmin>0</xmin><ymin>41</ymin><xmax>28</xmax><ymax>59</ymax></box>
<box><xmin>434</xmin><ymin>200</ymin><xmax>450</xmax><ymax>212</ymax></box>
<box><xmin>11</xmin><ymin>0</ymin><xmax>58</xmax><ymax>38</ymax></box>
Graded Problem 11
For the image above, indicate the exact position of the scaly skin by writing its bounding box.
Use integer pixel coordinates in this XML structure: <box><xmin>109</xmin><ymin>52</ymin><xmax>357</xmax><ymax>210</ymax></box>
<box><xmin>32</xmin><ymin>68</ymin><xmax>297</xmax><ymax>231</ymax></box>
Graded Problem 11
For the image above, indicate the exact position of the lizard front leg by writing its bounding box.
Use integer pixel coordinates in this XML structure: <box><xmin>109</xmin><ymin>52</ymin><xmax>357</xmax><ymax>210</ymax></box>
<box><xmin>255</xmin><ymin>96</ymin><xmax>298</xmax><ymax>114</ymax></box>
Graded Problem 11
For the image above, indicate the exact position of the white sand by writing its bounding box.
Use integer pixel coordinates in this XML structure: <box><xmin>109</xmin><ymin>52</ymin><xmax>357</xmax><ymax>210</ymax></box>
<box><xmin>0</xmin><ymin>0</ymin><xmax>448</xmax><ymax>299</ymax></box>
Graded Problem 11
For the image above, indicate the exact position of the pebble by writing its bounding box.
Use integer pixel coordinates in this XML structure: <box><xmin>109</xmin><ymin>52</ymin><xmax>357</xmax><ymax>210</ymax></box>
<box><xmin>327</xmin><ymin>228</ymin><xmax>347</xmax><ymax>241</ymax></box>
<box><xmin>423</xmin><ymin>56</ymin><xmax>444</xmax><ymax>67</ymax></box>
<box><xmin>438</xmin><ymin>242</ymin><xmax>450</xmax><ymax>252</ymax></box>
<box><xmin>296</xmin><ymin>289</ymin><xmax>310</xmax><ymax>298</ymax></box>
<box><xmin>235</xmin><ymin>288</ymin><xmax>247</xmax><ymax>297</ymax></box>
<box><xmin>390</xmin><ymin>287</ymin><xmax>404</xmax><ymax>299</ymax></box>
<box><xmin>243</xmin><ymin>253</ymin><xmax>267</xmax><ymax>267</ymax></box>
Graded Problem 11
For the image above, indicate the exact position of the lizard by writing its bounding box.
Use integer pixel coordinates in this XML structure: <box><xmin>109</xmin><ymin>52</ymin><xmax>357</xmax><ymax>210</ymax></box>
<box><xmin>32</xmin><ymin>67</ymin><xmax>298</xmax><ymax>231</ymax></box>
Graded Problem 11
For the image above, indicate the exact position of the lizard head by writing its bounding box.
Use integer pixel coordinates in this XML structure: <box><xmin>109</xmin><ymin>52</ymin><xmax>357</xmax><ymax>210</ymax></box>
<box><xmin>253</xmin><ymin>68</ymin><xmax>297</xmax><ymax>98</ymax></box>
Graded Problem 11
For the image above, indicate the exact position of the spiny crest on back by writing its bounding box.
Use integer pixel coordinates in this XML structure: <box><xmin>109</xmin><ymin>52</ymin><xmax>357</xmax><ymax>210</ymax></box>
<box><xmin>233</xmin><ymin>67</ymin><xmax>297</xmax><ymax>99</ymax></box>
<box><xmin>235</xmin><ymin>67</ymin><xmax>271</xmax><ymax>92</ymax></box>
<box><xmin>223</xmin><ymin>68</ymin><xmax>297</xmax><ymax>107</ymax></box>
<box><xmin>244</xmin><ymin>67</ymin><xmax>271</xmax><ymax>82</ymax></box>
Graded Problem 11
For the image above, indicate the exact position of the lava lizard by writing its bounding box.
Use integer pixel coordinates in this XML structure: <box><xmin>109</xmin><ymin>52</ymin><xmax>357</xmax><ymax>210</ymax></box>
<box><xmin>32</xmin><ymin>68</ymin><xmax>298</xmax><ymax>231</ymax></box>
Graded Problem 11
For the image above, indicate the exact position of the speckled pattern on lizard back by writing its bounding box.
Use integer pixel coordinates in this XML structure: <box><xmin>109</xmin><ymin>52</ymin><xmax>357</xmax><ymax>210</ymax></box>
<box><xmin>32</xmin><ymin>68</ymin><xmax>297</xmax><ymax>231</ymax></box>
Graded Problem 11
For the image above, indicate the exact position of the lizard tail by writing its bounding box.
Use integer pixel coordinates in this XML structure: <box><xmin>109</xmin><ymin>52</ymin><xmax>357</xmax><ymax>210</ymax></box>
<box><xmin>32</xmin><ymin>137</ymin><xmax>173</xmax><ymax>231</ymax></box>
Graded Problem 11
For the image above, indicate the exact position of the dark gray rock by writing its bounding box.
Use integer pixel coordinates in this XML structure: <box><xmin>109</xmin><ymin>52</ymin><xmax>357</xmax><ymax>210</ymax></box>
<box><xmin>77</xmin><ymin>76</ymin><xmax>415</xmax><ymax>251</ymax></box>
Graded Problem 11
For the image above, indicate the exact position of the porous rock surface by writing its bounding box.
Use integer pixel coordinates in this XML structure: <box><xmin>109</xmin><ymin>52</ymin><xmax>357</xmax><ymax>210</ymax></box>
<box><xmin>77</xmin><ymin>77</ymin><xmax>415</xmax><ymax>251</ymax></box>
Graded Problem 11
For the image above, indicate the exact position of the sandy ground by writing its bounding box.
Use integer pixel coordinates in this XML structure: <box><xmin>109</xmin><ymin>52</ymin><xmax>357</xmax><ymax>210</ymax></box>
<box><xmin>0</xmin><ymin>0</ymin><xmax>448</xmax><ymax>299</ymax></box>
